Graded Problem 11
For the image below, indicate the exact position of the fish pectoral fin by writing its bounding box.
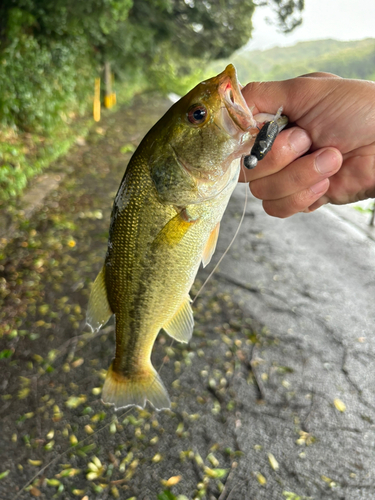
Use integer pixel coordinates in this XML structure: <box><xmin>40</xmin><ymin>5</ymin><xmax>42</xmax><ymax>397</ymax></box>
<box><xmin>202</xmin><ymin>222</ymin><xmax>220</xmax><ymax>268</ymax></box>
<box><xmin>162</xmin><ymin>296</ymin><xmax>194</xmax><ymax>343</ymax></box>
<box><xmin>86</xmin><ymin>265</ymin><xmax>113</xmax><ymax>332</ymax></box>
<box><xmin>153</xmin><ymin>211</ymin><xmax>197</xmax><ymax>248</ymax></box>
<box><xmin>101</xmin><ymin>361</ymin><xmax>170</xmax><ymax>411</ymax></box>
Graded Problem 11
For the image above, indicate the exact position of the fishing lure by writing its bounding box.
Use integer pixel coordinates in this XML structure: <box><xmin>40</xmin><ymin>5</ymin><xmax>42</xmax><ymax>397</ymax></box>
<box><xmin>243</xmin><ymin>107</ymin><xmax>288</xmax><ymax>169</ymax></box>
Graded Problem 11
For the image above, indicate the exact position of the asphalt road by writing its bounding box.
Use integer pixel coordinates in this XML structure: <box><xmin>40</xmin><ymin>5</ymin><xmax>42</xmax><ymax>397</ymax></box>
<box><xmin>211</xmin><ymin>185</ymin><xmax>375</xmax><ymax>499</ymax></box>
<box><xmin>1</xmin><ymin>95</ymin><xmax>375</xmax><ymax>500</ymax></box>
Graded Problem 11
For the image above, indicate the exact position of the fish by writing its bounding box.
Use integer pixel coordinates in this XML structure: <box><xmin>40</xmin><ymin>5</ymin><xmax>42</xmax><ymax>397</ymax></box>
<box><xmin>86</xmin><ymin>64</ymin><xmax>272</xmax><ymax>411</ymax></box>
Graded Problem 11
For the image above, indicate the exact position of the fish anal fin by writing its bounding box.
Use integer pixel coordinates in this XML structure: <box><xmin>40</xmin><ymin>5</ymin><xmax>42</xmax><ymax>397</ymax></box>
<box><xmin>162</xmin><ymin>296</ymin><xmax>194</xmax><ymax>343</ymax></box>
<box><xmin>101</xmin><ymin>361</ymin><xmax>170</xmax><ymax>411</ymax></box>
<box><xmin>86</xmin><ymin>266</ymin><xmax>113</xmax><ymax>332</ymax></box>
<box><xmin>202</xmin><ymin>222</ymin><xmax>220</xmax><ymax>268</ymax></box>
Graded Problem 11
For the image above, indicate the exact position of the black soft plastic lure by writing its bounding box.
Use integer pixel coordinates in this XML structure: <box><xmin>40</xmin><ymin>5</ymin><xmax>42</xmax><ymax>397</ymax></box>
<box><xmin>243</xmin><ymin>107</ymin><xmax>288</xmax><ymax>169</ymax></box>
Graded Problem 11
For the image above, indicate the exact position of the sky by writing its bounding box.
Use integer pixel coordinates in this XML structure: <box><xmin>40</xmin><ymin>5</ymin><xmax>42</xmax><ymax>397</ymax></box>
<box><xmin>246</xmin><ymin>0</ymin><xmax>375</xmax><ymax>51</ymax></box>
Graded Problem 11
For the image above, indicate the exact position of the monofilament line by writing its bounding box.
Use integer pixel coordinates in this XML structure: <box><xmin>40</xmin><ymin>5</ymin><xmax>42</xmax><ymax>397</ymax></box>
<box><xmin>192</xmin><ymin>169</ymin><xmax>248</xmax><ymax>304</ymax></box>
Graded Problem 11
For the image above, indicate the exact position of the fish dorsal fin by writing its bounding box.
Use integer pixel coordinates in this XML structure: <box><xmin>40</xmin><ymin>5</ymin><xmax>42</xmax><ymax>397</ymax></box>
<box><xmin>202</xmin><ymin>222</ymin><xmax>220</xmax><ymax>268</ymax></box>
<box><xmin>86</xmin><ymin>266</ymin><xmax>113</xmax><ymax>332</ymax></box>
<box><xmin>162</xmin><ymin>296</ymin><xmax>194</xmax><ymax>343</ymax></box>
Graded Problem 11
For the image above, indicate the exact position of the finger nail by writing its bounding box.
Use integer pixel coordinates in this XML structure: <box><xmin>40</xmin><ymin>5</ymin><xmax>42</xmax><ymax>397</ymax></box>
<box><xmin>310</xmin><ymin>179</ymin><xmax>329</xmax><ymax>194</ymax></box>
<box><xmin>315</xmin><ymin>149</ymin><xmax>339</xmax><ymax>174</ymax></box>
<box><xmin>289</xmin><ymin>129</ymin><xmax>311</xmax><ymax>154</ymax></box>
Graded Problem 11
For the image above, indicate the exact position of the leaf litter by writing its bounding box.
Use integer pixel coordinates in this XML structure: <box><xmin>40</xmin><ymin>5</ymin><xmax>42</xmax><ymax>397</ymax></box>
<box><xmin>0</xmin><ymin>94</ymin><xmax>299</xmax><ymax>499</ymax></box>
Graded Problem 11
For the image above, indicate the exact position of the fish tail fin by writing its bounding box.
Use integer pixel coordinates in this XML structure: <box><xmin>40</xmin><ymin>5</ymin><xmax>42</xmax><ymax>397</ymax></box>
<box><xmin>101</xmin><ymin>361</ymin><xmax>171</xmax><ymax>411</ymax></box>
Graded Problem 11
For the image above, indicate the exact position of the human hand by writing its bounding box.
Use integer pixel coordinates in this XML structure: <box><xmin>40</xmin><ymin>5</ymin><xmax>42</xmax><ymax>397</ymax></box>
<box><xmin>241</xmin><ymin>73</ymin><xmax>375</xmax><ymax>218</ymax></box>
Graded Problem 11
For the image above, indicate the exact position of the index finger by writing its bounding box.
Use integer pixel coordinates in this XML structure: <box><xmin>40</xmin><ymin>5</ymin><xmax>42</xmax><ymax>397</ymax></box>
<box><xmin>239</xmin><ymin>126</ymin><xmax>312</xmax><ymax>183</ymax></box>
<box><xmin>241</xmin><ymin>76</ymin><xmax>342</xmax><ymax>124</ymax></box>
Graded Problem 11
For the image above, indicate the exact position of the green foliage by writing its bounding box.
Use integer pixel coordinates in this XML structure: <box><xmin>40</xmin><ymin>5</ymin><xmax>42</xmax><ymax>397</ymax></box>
<box><xmin>353</xmin><ymin>200</ymin><xmax>375</xmax><ymax>226</ymax></box>
<box><xmin>157</xmin><ymin>492</ymin><xmax>188</xmax><ymax>500</ymax></box>
<box><xmin>0</xmin><ymin>142</ymin><xmax>28</xmax><ymax>199</ymax></box>
<box><xmin>0</xmin><ymin>0</ymin><xmax>306</xmax><ymax>202</ymax></box>
<box><xmin>270</xmin><ymin>0</ymin><xmax>305</xmax><ymax>33</ymax></box>
<box><xmin>0</xmin><ymin>349</ymin><xmax>13</xmax><ymax>359</ymax></box>
<box><xmin>263</xmin><ymin>39</ymin><xmax>375</xmax><ymax>81</ymax></box>
<box><xmin>0</xmin><ymin>0</ymin><xmax>133</xmax><ymax>48</ymax></box>
<box><xmin>147</xmin><ymin>0</ymin><xmax>256</xmax><ymax>60</ymax></box>
<box><xmin>0</xmin><ymin>10</ymin><xmax>93</xmax><ymax>133</ymax></box>
<box><xmin>1</xmin><ymin>0</ymin><xmax>306</xmax><ymax>124</ymax></box>
<box><xmin>142</xmin><ymin>44</ymin><xmax>209</xmax><ymax>96</ymax></box>
<box><xmin>0</xmin><ymin>470</ymin><xmax>10</xmax><ymax>480</ymax></box>
<box><xmin>0</xmin><ymin>121</ymin><xmax>92</xmax><ymax>202</ymax></box>
<box><xmin>157</xmin><ymin>492</ymin><xmax>177</xmax><ymax>500</ymax></box>
<box><xmin>214</xmin><ymin>38</ymin><xmax>375</xmax><ymax>83</ymax></box>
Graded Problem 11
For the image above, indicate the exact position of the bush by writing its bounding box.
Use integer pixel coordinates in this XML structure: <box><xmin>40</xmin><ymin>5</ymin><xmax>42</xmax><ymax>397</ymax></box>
<box><xmin>0</xmin><ymin>8</ymin><xmax>95</xmax><ymax>201</ymax></box>
<box><xmin>0</xmin><ymin>19</ymin><xmax>93</xmax><ymax>134</ymax></box>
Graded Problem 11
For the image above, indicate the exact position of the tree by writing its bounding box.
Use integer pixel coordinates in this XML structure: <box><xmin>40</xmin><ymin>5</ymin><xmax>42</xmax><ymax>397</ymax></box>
<box><xmin>0</xmin><ymin>0</ymin><xmax>306</xmax><ymax>129</ymax></box>
<box><xmin>266</xmin><ymin>0</ymin><xmax>305</xmax><ymax>33</ymax></box>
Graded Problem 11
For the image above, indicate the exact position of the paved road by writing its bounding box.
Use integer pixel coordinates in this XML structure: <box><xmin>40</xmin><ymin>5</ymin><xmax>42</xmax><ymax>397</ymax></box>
<box><xmin>1</xmin><ymin>95</ymin><xmax>375</xmax><ymax>500</ymax></box>
<box><xmin>211</xmin><ymin>185</ymin><xmax>375</xmax><ymax>499</ymax></box>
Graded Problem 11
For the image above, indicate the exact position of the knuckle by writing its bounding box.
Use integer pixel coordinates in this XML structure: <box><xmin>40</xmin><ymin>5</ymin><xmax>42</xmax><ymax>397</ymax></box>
<box><xmin>288</xmin><ymin>167</ymin><xmax>306</xmax><ymax>189</ymax></box>
<box><xmin>293</xmin><ymin>187</ymin><xmax>321</xmax><ymax>210</ymax></box>
<box><xmin>263</xmin><ymin>201</ymin><xmax>290</xmax><ymax>219</ymax></box>
<box><xmin>249</xmin><ymin>179</ymin><xmax>265</xmax><ymax>199</ymax></box>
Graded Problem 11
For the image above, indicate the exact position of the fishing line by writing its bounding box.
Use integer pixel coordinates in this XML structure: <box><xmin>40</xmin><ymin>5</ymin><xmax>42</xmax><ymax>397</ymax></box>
<box><xmin>157</xmin><ymin>165</ymin><xmax>249</xmax><ymax>378</ymax></box>
<box><xmin>157</xmin><ymin>166</ymin><xmax>249</xmax><ymax>377</ymax></box>
<box><xmin>192</xmin><ymin>165</ymin><xmax>248</xmax><ymax>304</ymax></box>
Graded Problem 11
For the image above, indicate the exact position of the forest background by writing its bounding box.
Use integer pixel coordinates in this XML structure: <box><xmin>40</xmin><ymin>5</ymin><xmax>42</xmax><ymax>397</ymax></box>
<box><xmin>0</xmin><ymin>0</ymin><xmax>374</xmax><ymax>204</ymax></box>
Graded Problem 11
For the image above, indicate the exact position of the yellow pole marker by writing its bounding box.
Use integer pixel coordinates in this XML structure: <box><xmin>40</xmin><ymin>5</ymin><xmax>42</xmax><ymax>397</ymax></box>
<box><xmin>94</xmin><ymin>78</ymin><xmax>101</xmax><ymax>122</ymax></box>
<box><xmin>104</xmin><ymin>62</ymin><xmax>112</xmax><ymax>108</ymax></box>
<box><xmin>104</xmin><ymin>94</ymin><xmax>111</xmax><ymax>109</ymax></box>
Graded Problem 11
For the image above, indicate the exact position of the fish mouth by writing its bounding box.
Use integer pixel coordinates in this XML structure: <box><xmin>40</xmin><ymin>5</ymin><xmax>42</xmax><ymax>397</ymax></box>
<box><xmin>219</xmin><ymin>64</ymin><xmax>256</xmax><ymax>132</ymax></box>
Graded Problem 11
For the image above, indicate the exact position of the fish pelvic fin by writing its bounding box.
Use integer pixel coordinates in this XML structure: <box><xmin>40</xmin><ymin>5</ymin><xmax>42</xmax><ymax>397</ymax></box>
<box><xmin>202</xmin><ymin>222</ymin><xmax>220</xmax><ymax>268</ymax></box>
<box><xmin>86</xmin><ymin>266</ymin><xmax>113</xmax><ymax>332</ymax></box>
<box><xmin>162</xmin><ymin>296</ymin><xmax>194</xmax><ymax>343</ymax></box>
<box><xmin>101</xmin><ymin>361</ymin><xmax>171</xmax><ymax>411</ymax></box>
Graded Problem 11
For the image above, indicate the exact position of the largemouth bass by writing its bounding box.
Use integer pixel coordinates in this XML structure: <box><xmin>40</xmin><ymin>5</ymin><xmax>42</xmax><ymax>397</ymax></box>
<box><xmin>87</xmin><ymin>65</ymin><xmax>273</xmax><ymax>410</ymax></box>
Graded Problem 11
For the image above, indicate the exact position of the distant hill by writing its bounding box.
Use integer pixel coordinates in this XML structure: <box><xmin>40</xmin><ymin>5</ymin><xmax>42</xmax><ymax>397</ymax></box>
<box><xmin>209</xmin><ymin>38</ymin><xmax>375</xmax><ymax>83</ymax></box>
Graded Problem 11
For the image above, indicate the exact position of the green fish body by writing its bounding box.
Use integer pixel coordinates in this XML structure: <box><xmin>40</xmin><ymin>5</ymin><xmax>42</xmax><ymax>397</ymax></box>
<box><xmin>87</xmin><ymin>65</ymin><xmax>257</xmax><ymax>410</ymax></box>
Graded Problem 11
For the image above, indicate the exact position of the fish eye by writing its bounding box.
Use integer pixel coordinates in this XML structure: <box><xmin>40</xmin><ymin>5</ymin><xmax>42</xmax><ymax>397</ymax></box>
<box><xmin>187</xmin><ymin>105</ymin><xmax>208</xmax><ymax>125</ymax></box>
